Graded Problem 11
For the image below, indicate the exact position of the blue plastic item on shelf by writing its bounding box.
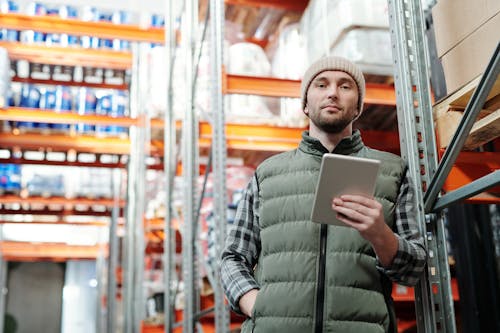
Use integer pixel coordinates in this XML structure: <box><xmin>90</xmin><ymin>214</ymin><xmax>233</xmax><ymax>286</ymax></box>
<box><xmin>26</xmin><ymin>173</ymin><xmax>65</xmax><ymax>197</ymax></box>
<box><xmin>107</xmin><ymin>91</ymin><xmax>128</xmax><ymax>136</ymax></box>
<box><xmin>37</xmin><ymin>87</ymin><xmax>56</xmax><ymax>130</ymax></box>
<box><xmin>0</xmin><ymin>164</ymin><xmax>21</xmax><ymax>193</ymax></box>
<box><xmin>151</xmin><ymin>14</ymin><xmax>165</xmax><ymax>27</ymax></box>
<box><xmin>76</xmin><ymin>87</ymin><xmax>97</xmax><ymax>134</ymax></box>
<box><xmin>17</xmin><ymin>84</ymin><xmax>40</xmax><ymax>131</ymax></box>
<box><xmin>50</xmin><ymin>85</ymin><xmax>72</xmax><ymax>131</ymax></box>
<box><xmin>95</xmin><ymin>93</ymin><xmax>112</xmax><ymax>135</ymax></box>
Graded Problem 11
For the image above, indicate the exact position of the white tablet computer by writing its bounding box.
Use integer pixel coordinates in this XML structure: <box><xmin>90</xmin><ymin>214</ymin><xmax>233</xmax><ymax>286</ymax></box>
<box><xmin>311</xmin><ymin>154</ymin><xmax>381</xmax><ymax>226</ymax></box>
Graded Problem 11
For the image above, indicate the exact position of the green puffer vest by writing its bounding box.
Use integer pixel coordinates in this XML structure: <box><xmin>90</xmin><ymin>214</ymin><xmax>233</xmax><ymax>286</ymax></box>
<box><xmin>241</xmin><ymin>131</ymin><xmax>405</xmax><ymax>333</ymax></box>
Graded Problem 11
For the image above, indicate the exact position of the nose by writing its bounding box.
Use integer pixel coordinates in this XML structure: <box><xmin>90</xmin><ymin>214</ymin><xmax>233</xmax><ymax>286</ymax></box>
<box><xmin>327</xmin><ymin>86</ymin><xmax>339</xmax><ymax>100</ymax></box>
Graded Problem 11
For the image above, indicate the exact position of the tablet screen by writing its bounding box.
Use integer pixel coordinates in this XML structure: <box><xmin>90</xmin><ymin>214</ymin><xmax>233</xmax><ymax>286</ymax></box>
<box><xmin>310</xmin><ymin>154</ymin><xmax>380</xmax><ymax>226</ymax></box>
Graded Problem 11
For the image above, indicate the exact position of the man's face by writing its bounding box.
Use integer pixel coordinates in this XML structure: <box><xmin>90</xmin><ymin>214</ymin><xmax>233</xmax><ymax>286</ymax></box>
<box><xmin>304</xmin><ymin>70</ymin><xmax>360</xmax><ymax>134</ymax></box>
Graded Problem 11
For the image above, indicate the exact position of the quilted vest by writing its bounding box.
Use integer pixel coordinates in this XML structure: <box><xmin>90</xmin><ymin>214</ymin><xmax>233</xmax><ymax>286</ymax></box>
<box><xmin>241</xmin><ymin>131</ymin><xmax>405</xmax><ymax>333</ymax></box>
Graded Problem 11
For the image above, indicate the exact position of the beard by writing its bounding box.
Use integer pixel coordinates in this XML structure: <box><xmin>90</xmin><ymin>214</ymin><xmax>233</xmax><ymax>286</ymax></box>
<box><xmin>308</xmin><ymin>109</ymin><xmax>356</xmax><ymax>134</ymax></box>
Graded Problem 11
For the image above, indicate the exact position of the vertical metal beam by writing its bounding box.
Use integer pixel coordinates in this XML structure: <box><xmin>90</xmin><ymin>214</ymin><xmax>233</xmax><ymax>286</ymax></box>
<box><xmin>95</xmin><ymin>248</ymin><xmax>106</xmax><ymax>333</ymax></box>
<box><xmin>0</xmin><ymin>257</ymin><xmax>6</xmax><ymax>333</ymax></box>
<box><xmin>106</xmin><ymin>169</ymin><xmax>121</xmax><ymax>333</ymax></box>
<box><xmin>164</xmin><ymin>0</ymin><xmax>178</xmax><ymax>332</ymax></box>
<box><xmin>182</xmin><ymin>0</ymin><xmax>199</xmax><ymax>331</ymax></box>
<box><xmin>387</xmin><ymin>0</ymin><xmax>456</xmax><ymax>332</ymax></box>
<box><xmin>133</xmin><ymin>43</ymin><xmax>149</xmax><ymax>333</ymax></box>
<box><xmin>209</xmin><ymin>0</ymin><xmax>230</xmax><ymax>332</ymax></box>
<box><xmin>0</xmin><ymin>225</ymin><xmax>5</xmax><ymax>333</ymax></box>
<box><xmin>123</xmin><ymin>41</ymin><xmax>141</xmax><ymax>333</ymax></box>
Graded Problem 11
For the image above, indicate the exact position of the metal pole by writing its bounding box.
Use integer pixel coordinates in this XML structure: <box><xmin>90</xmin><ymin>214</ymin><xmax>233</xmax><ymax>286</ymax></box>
<box><xmin>164</xmin><ymin>0</ymin><xmax>178</xmax><ymax>331</ymax></box>
<box><xmin>106</xmin><ymin>169</ymin><xmax>121</xmax><ymax>333</ymax></box>
<box><xmin>0</xmin><ymin>225</ymin><xmax>5</xmax><ymax>333</ymax></box>
<box><xmin>123</xmin><ymin>41</ymin><xmax>141</xmax><ymax>333</ymax></box>
<box><xmin>182</xmin><ymin>0</ymin><xmax>198</xmax><ymax>331</ymax></box>
<box><xmin>95</xmin><ymin>248</ymin><xmax>106</xmax><ymax>333</ymax></box>
<box><xmin>133</xmin><ymin>43</ymin><xmax>149</xmax><ymax>333</ymax></box>
<box><xmin>209</xmin><ymin>0</ymin><xmax>230</xmax><ymax>332</ymax></box>
<box><xmin>0</xmin><ymin>258</ymin><xmax>6</xmax><ymax>333</ymax></box>
<box><xmin>387</xmin><ymin>0</ymin><xmax>456</xmax><ymax>332</ymax></box>
<box><xmin>433</xmin><ymin>170</ymin><xmax>500</xmax><ymax>212</ymax></box>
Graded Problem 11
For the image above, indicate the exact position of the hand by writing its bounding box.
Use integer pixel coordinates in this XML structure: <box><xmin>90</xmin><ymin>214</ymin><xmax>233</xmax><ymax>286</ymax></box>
<box><xmin>331</xmin><ymin>194</ymin><xmax>398</xmax><ymax>267</ymax></box>
<box><xmin>331</xmin><ymin>194</ymin><xmax>386</xmax><ymax>240</ymax></box>
<box><xmin>239</xmin><ymin>289</ymin><xmax>259</xmax><ymax>318</ymax></box>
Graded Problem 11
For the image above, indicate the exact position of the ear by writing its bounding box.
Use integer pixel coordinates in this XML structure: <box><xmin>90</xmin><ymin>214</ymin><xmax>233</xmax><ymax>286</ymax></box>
<box><xmin>303</xmin><ymin>105</ymin><xmax>309</xmax><ymax>116</ymax></box>
<box><xmin>353</xmin><ymin>109</ymin><xmax>361</xmax><ymax>120</ymax></box>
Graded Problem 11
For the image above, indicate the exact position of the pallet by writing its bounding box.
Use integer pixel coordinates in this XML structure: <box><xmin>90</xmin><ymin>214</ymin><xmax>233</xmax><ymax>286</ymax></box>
<box><xmin>433</xmin><ymin>74</ymin><xmax>500</xmax><ymax>150</ymax></box>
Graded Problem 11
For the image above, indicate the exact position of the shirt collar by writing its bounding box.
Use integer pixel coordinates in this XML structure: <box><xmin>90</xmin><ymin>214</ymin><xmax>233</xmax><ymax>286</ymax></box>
<box><xmin>299</xmin><ymin>129</ymin><xmax>365</xmax><ymax>156</ymax></box>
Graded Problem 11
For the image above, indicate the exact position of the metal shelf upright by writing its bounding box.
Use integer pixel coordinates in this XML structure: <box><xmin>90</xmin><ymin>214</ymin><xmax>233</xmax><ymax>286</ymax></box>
<box><xmin>387</xmin><ymin>0</ymin><xmax>456</xmax><ymax>331</ymax></box>
<box><xmin>162</xmin><ymin>0</ymin><xmax>231</xmax><ymax>331</ymax></box>
<box><xmin>210</xmin><ymin>0</ymin><xmax>231</xmax><ymax>332</ymax></box>
<box><xmin>389</xmin><ymin>1</ymin><xmax>499</xmax><ymax>332</ymax></box>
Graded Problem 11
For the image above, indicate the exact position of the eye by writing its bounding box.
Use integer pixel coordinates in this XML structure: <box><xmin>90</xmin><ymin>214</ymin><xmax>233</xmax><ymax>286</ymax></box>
<box><xmin>340</xmin><ymin>84</ymin><xmax>351</xmax><ymax>90</ymax></box>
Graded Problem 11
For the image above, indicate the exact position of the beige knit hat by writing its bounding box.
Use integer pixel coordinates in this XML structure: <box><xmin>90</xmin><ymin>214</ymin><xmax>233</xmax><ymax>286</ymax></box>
<box><xmin>301</xmin><ymin>56</ymin><xmax>366</xmax><ymax>113</ymax></box>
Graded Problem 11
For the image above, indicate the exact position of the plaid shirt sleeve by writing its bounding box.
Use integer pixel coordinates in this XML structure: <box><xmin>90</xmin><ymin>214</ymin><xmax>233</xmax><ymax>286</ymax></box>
<box><xmin>220</xmin><ymin>174</ymin><xmax>261</xmax><ymax>315</ymax></box>
<box><xmin>376</xmin><ymin>168</ymin><xmax>427</xmax><ymax>286</ymax></box>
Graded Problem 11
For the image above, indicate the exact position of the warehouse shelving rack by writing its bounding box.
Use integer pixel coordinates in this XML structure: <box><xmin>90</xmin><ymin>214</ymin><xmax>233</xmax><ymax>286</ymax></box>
<box><xmin>388</xmin><ymin>1</ymin><xmax>499</xmax><ymax>332</ymax></box>
<box><xmin>0</xmin><ymin>12</ymin><xmax>160</xmax><ymax>333</ymax></box>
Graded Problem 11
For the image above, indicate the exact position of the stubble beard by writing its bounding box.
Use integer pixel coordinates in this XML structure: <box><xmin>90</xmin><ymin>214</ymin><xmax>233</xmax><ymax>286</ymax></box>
<box><xmin>310</xmin><ymin>111</ymin><xmax>355</xmax><ymax>134</ymax></box>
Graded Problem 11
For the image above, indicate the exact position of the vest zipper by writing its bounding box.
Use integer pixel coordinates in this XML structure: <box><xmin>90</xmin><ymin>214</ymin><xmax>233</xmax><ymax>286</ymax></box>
<box><xmin>315</xmin><ymin>224</ymin><xmax>328</xmax><ymax>333</ymax></box>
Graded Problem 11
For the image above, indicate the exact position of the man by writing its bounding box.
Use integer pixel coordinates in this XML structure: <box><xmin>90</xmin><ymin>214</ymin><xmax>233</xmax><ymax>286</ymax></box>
<box><xmin>221</xmin><ymin>56</ymin><xmax>427</xmax><ymax>333</ymax></box>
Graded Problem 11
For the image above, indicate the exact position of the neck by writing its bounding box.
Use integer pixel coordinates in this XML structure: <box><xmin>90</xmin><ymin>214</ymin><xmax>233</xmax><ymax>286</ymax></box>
<box><xmin>309</xmin><ymin>124</ymin><xmax>353</xmax><ymax>152</ymax></box>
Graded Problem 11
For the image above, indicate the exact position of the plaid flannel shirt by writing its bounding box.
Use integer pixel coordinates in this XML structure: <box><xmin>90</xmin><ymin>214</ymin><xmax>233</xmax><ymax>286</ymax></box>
<box><xmin>221</xmin><ymin>168</ymin><xmax>427</xmax><ymax>314</ymax></box>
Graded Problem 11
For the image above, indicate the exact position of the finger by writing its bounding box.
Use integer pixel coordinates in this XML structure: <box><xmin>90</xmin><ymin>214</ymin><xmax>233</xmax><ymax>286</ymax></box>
<box><xmin>339</xmin><ymin>194</ymin><xmax>375</xmax><ymax>206</ymax></box>
<box><xmin>332</xmin><ymin>204</ymin><xmax>366</xmax><ymax>222</ymax></box>
<box><xmin>335</xmin><ymin>200</ymin><xmax>372</xmax><ymax>216</ymax></box>
<box><xmin>335</xmin><ymin>213</ymin><xmax>357</xmax><ymax>227</ymax></box>
<box><xmin>340</xmin><ymin>194</ymin><xmax>373</xmax><ymax>205</ymax></box>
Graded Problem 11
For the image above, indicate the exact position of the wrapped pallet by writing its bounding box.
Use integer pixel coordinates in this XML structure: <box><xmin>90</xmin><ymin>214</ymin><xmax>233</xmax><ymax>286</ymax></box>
<box><xmin>301</xmin><ymin>0</ymin><xmax>392</xmax><ymax>75</ymax></box>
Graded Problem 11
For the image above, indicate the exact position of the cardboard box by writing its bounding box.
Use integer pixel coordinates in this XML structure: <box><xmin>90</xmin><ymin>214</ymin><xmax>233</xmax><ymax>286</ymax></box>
<box><xmin>432</xmin><ymin>0</ymin><xmax>500</xmax><ymax>57</ymax></box>
<box><xmin>440</xmin><ymin>12</ymin><xmax>500</xmax><ymax>94</ymax></box>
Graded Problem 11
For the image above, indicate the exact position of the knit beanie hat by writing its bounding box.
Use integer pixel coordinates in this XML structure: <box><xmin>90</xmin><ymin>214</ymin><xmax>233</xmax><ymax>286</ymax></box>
<box><xmin>301</xmin><ymin>56</ymin><xmax>366</xmax><ymax>113</ymax></box>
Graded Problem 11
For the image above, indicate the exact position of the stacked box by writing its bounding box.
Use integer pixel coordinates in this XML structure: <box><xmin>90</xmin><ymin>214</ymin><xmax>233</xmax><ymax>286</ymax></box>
<box><xmin>432</xmin><ymin>0</ymin><xmax>500</xmax><ymax>94</ymax></box>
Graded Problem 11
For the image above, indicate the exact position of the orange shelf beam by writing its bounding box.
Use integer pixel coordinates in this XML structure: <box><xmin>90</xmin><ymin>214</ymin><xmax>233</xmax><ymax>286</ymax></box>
<box><xmin>12</xmin><ymin>76</ymin><xmax>128</xmax><ymax>90</ymax></box>
<box><xmin>225</xmin><ymin>74</ymin><xmax>301</xmax><ymax>98</ymax></box>
<box><xmin>0</xmin><ymin>207</ymin><xmax>121</xmax><ymax>217</ymax></box>
<box><xmin>199</xmin><ymin>121</ymin><xmax>305</xmax><ymax>152</ymax></box>
<box><xmin>441</xmin><ymin>150</ymin><xmax>500</xmax><ymax>204</ymax></box>
<box><xmin>364</xmin><ymin>83</ymin><xmax>397</xmax><ymax>106</ymax></box>
<box><xmin>0</xmin><ymin>220</ymin><xmax>109</xmax><ymax>226</ymax></box>
<box><xmin>224</xmin><ymin>74</ymin><xmax>396</xmax><ymax>106</ymax></box>
<box><xmin>198</xmin><ymin>123</ymin><xmax>401</xmax><ymax>153</ymax></box>
<box><xmin>0</xmin><ymin>41</ymin><xmax>131</xmax><ymax>70</ymax></box>
<box><xmin>0</xmin><ymin>195</ymin><xmax>125</xmax><ymax>207</ymax></box>
<box><xmin>0</xmin><ymin>13</ymin><xmax>164</xmax><ymax>43</ymax></box>
<box><xmin>0</xmin><ymin>241</ymin><xmax>107</xmax><ymax>261</ymax></box>
<box><xmin>0</xmin><ymin>107</ymin><xmax>139</xmax><ymax>127</ymax></box>
<box><xmin>0</xmin><ymin>132</ymin><xmax>132</xmax><ymax>155</ymax></box>
<box><xmin>224</xmin><ymin>0</ymin><xmax>309</xmax><ymax>11</ymax></box>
